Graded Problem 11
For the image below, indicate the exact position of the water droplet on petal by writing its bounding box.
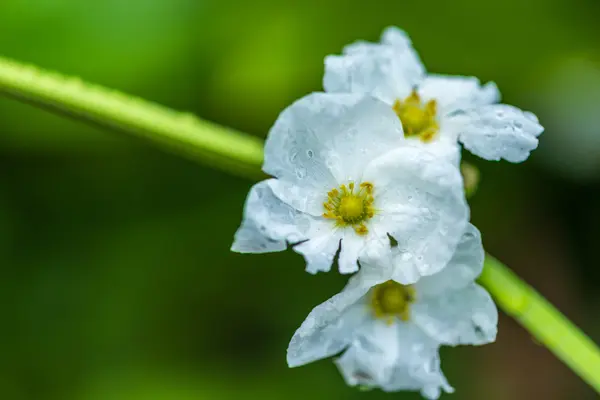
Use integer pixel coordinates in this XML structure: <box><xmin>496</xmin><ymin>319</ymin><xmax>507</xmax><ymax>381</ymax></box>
<box><xmin>401</xmin><ymin>253</ymin><xmax>412</xmax><ymax>261</ymax></box>
<box><xmin>296</xmin><ymin>167</ymin><xmax>307</xmax><ymax>179</ymax></box>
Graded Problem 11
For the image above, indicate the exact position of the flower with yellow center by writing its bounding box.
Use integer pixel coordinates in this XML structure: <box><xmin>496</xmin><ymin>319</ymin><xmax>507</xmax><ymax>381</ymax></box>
<box><xmin>324</xmin><ymin>26</ymin><xmax>544</xmax><ymax>164</ymax></box>
<box><xmin>287</xmin><ymin>225</ymin><xmax>498</xmax><ymax>398</ymax></box>
<box><xmin>232</xmin><ymin>92</ymin><xmax>468</xmax><ymax>276</ymax></box>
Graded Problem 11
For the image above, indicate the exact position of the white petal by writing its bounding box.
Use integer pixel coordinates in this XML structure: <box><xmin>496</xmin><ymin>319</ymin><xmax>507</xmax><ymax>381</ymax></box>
<box><xmin>324</xmin><ymin>27</ymin><xmax>425</xmax><ymax>104</ymax></box>
<box><xmin>294</xmin><ymin>231</ymin><xmax>341</xmax><ymax>274</ymax></box>
<box><xmin>231</xmin><ymin>180</ymin><xmax>309</xmax><ymax>253</ymax></box>
<box><xmin>382</xmin><ymin>348</ymin><xmax>454</xmax><ymax>400</ymax></box>
<box><xmin>419</xmin><ymin>74</ymin><xmax>500</xmax><ymax>114</ymax></box>
<box><xmin>263</xmin><ymin>93</ymin><xmax>405</xmax><ymax>189</ymax></box>
<box><xmin>415</xmin><ymin>224</ymin><xmax>484</xmax><ymax>297</ymax></box>
<box><xmin>337</xmin><ymin>232</ymin><xmax>364</xmax><ymax>274</ymax></box>
<box><xmin>335</xmin><ymin>322</ymin><xmax>453</xmax><ymax>399</ymax></box>
<box><xmin>361</xmin><ymin>238</ymin><xmax>421</xmax><ymax>284</ymax></box>
<box><xmin>447</xmin><ymin>104</ymin><xmax>544</xmax><ymax>162</ymax></box>
<box><xmin>412</xmin><ymin>284</ymin><xmax>498</xmax><ymax>346</ymax></box>
<box><xmin>363</xmin><ymin>147</ymin><xmax>469</xmax><ymax>283</ymax></box>
<box><xmin>404</xmin><ymin>134</ymin><xmax>462</xmax><ymax>168</ymax></box>
<box><xmin>286</xmin><ymin>280</ymin><xmax>373</xmax><ymax>367</ymax></box>
<box><xmin>335</xmin><ymin>322</ymin><xmax>401</xmax><ymax>385</ymax></box>
<box><xmin>267</xmin><ymin>179</ymin><xmax>325</xmax><ymax>217</ymax></box>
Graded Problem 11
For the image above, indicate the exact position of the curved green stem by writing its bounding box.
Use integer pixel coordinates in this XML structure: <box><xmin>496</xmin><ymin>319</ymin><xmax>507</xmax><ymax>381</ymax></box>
<box><xmin>1</xmin><ymin>56</ymin><xmax>599</xmax><ymax>393</ymax></box>
<box><xmin>0</xmin><ymin>56</ymin><xmax>264</xmax><ymax>179</ymax></box>
<box><xmin>480</xmin><ymin>255</ymin><xmax>600</xmax><ymax>393</ymax></box>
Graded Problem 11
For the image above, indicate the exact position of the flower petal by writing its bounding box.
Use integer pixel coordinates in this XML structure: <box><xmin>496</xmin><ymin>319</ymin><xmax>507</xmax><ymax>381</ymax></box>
<box><xmin>286</xmin><ymin>279</ymin><xmax>373</xmax><ymax>368</ymax></box>
<box><xmin>263</xmin><ymin>93</ymin><xmax>405</xmax><ymax>189</ymax></box>
<box><xmin>231</xmin><ymin>180</ymin><xmax>309</xmax><ymax>253</ymax></box>
<box><xmin>447</xmin><ymin>104</ymin><xmax>544</xmax><ymax>162</ymax></box>
<box><xmin>337</xmin><ymin>232</ymin><xmax>365</xmax><ymax>274</ymax></box>
<box><xmin>419</xmin><ymin>74</ymin><xmax>500</xmax><ymax>115</ymax></box>
<box><xmin>335</xmin><ymin>322</ymin><xmax>401</xmax><ymax>385</ymax></box>
<box><xmin>294</xmin><ymin>231</ymin><xmax>342</xmax><ymax>274</ymax></box>
<box><xmin>405</xmin><ymin>134</ymin><xmax>462</xmax><ymax>167</ymax></box>
<box><xmin>363</xmin><ymin>147</ymin><xmax>469</xmax><ymax>283</ymax></box>
<box><xmin>414</xmin><ymin>223</ymin><xmax>484</xmax><ymax>297</ymax></box>
<box><xmin>382</xmin><ymin>326</ymin><xmax>454</xmax><ymax>399</ymax></box>
<box><xmin>267</xmin><ymin>179</ymin><xmax>326</xmax><ymax>217</ymax></box>
<box><xmin>324</xmin><ymin>27</ymin><xmax>425</xmax><ymax>104</ymax></box>
<box><xmin>412</xmin><ymin>283</ymin><xmax>498</xmax><ymax>346</ymax></box>
<box><xmin>335</xmin><ymin>322</ymin><xmax>453</xmax><ymax>400</ymax></box>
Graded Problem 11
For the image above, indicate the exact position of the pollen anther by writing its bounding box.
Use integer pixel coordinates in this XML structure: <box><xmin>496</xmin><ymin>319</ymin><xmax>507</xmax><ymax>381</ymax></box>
<box><xmin>370</xmin><ymin>280</ymin><xmax>416</xmax><ymax>324</ymax></box>
<box><xmin>392</xmin><ymin>89</ymin><xmax>439</xmax><ymax>142</ymax></box>
<box><xmin>322</xmin><ymin>181</ymin><xmax>376</xmax><ymax>235</ymax></box>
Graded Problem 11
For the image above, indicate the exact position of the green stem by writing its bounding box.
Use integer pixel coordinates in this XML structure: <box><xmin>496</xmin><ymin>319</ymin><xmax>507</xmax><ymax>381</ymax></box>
<box><xmin>0</xmin><ymin>56</ymin><xmax>264</xmax><ymax>179</ymax></box>
<box><xmin>480</xmin><ymin>254</ymin><xmax>600</xmax><ymax>393</ymax></box>
<box><xmin>1</xmin><ymin>56</ymin><xmax>599</xmax><ymax>393</ymax></box>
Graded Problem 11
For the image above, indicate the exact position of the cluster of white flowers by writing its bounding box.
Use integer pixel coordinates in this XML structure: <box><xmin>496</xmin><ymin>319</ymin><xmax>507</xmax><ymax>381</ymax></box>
<box><xmin>231</xmin><ymin>27</ymin><xmax>543</xmax><ymax>399</ymax></box>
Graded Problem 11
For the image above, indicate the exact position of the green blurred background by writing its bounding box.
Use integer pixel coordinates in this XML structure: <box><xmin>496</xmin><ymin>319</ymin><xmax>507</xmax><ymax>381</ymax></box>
<box><xmin>1</xmin><ymin>0</ymin><xmax>600</xmax><ymax>399</ymax></box>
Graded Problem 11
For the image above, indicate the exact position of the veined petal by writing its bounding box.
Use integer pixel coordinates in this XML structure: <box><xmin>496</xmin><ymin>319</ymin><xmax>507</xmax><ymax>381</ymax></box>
<box><xmin>414</xmin><ymin>224</ymin><xmax>484</xmax><ymax>296</ymax></box>
<box><xmin>419</xmin><ymin>74</ymin><xmax>500</xmax><ymax>115</ymax></box>
<box><xmin>404</xmin><ymin>134</ymin><xmax>462</xmax><ymax>168</ymax></box>
<box><xmin>363</xmin><ymin>147</ymin><xmax>468</xmax><ymax>282</ymax></box>
<box><xmin>324</xmin><ymin>27</ymin><xmax>425</xmax><ymax>104</ymax></box>
<box><xmin>294</xmin><ymin>231</ymin><xmax>342</xmax><ymax>274</ymax></box>
<box><xmin>381</xmin><ymin>347</ymin><xmax>454</xmax><ymax>400</ymax></box>
<box><xmin>335</xmin><ymin>322</ymin><xmax>401</xmax><ymax>385</ymax></box>
<box><xmin>412</xmin><ymin>283</ymin><xmax>498</xmax><ymax>346</ymax></box>
<box><xmin>286</xmin><ymin>279</ymin><xmax>374</xmax><ymax>368</ymax></box>
<box><xmin>447</xmin><ymin>104</ymin><xmax>544</xmax><ymax>162</ymax></box>
<box><xmin>336</xmin><ymin>322</ymin><xmax>453</xmax><ymax>400</ymax></box>
<box><xmin>263</xmin><ymin>93</ymin><xmax>404</xmax><ymax>188</ymax></box>
<box><xmin>382</xmin><ymin>324</ymin><xmax>454</xmax><ymax>399</ymax></box>
<box><xmin>337</xmin><ymin>232</ymin><xmax>365</xmax><ymax>274</ymax></box>
<box><xmin>267</xmin><ymin>179</ymin><xmax>325</xmax><ymax>217</ymax></box>
<box><xmin>231</xmin><ymin>180</ymin><xmax>310</xmax><ymax>253</ymax></box>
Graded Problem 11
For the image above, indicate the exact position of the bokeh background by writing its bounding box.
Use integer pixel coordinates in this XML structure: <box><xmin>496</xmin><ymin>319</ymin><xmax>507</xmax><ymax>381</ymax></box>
<box><xmin>1</xmin><ymin>0</ymin><xmax>600</xmax><ymax>399</ymax></box>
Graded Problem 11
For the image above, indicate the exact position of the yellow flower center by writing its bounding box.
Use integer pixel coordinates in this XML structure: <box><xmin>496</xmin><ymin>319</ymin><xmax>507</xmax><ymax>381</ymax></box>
<box><xmin>322</xmin><ymin>182</ymin><xmax>375</xmax><ymax>235</ymax></box>
<box><xmin>392</xmin><ymin>89</ymin><xmax>439</xmax><ymax>142</ymax></box>
<box><xmin>370</xmin><ymin>280</ymin><xmax>416</xmax><ymax>324</ymax></box>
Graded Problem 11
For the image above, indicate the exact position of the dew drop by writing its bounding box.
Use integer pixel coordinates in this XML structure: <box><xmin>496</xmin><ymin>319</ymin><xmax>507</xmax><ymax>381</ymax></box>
<box><xmin>296</xmin><ymin>167</ymin><xmax>307</xmax><ymax>179</ymax></box>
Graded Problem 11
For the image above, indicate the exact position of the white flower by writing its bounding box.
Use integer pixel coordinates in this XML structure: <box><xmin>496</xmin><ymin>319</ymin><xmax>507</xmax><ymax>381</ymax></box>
<box><xmin>324</xmin><ymin>27</ymin><xmax>544</xmax><ymax>164</ymax></box>
<box><xmin>231</xmin><ymin>92</ymin><xmax>468</xmax><ymax>279</ymax></box>
<box><xmin>286</xmin><ymin>224</ymin><xmax>497</xmax><ymax>398</ymax></box>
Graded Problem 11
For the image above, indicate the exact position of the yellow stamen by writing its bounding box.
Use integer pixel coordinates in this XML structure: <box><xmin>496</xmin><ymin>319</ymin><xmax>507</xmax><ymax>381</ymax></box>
<box><xmin>392</xmin><ymin>89</ymin><xmax>439</xmax><ymax>142</ymax></box>
<box><xmin>322</xmin><ymin>181</ymin><xmax>376</xmax><ymax>234</ymax></box>
<box><xmin>354</xmin><ymin>224</ymin><xmax>369</xmax><ymax>236</ymax></box>
<box><xmin>370</xmin><ymin>281</ymin><xmax>416</xmax><ymax>323</ymax></box>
